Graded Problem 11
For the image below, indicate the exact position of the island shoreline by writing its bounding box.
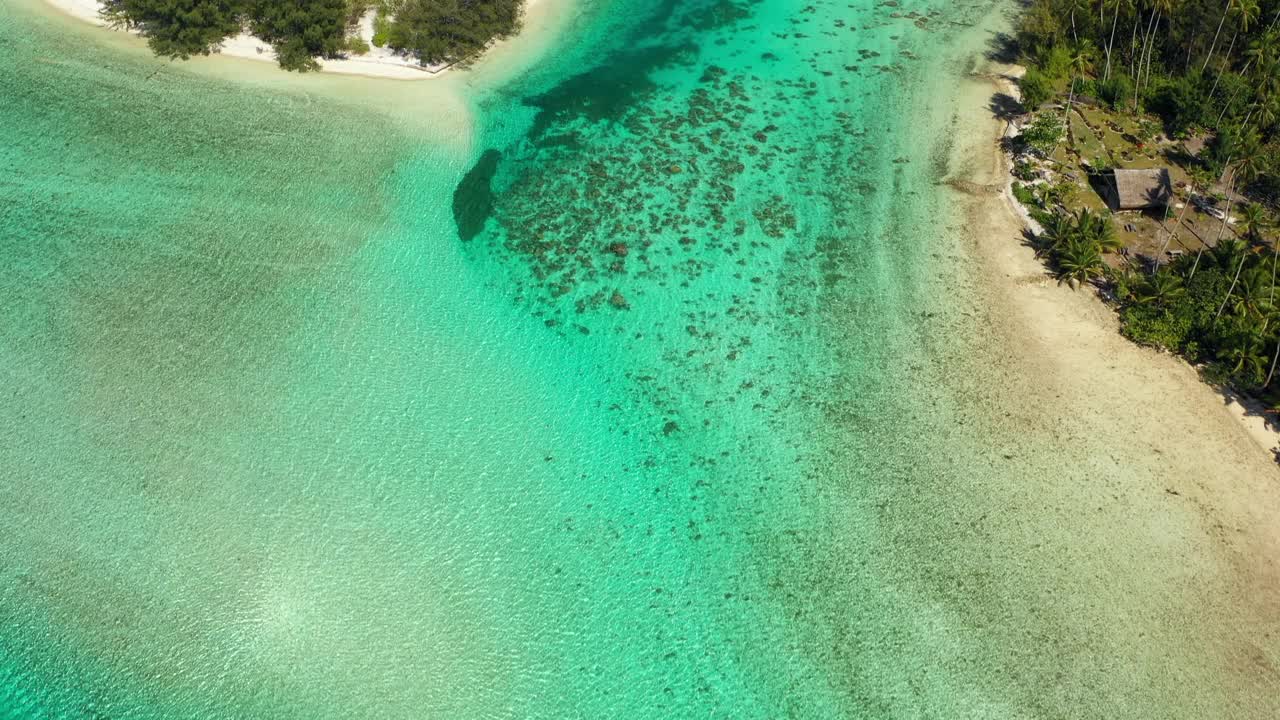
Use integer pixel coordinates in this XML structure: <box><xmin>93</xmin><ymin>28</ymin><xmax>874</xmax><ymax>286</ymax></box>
<box><xmin>965</xmin><ymin>59</ymin><xmax>1280</xmax><ymax>461</ymax></box>
<box><xmin>902</xmin><ymin>32</ymin><xmax>1280</xmax><ymax>711</ymax></box>
<box><xmin>38</xmin><ymin>0</ymin><xmax>554</xmax><ymax>81</ymax></box>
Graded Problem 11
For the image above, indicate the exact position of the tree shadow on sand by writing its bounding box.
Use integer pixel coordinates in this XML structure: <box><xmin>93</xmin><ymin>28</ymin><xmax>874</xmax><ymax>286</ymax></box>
<box><xmin>986</xmin><ymin>31</ymin><xmax>1019</xmax><ymax>64</ymax></box>
<box><xmin>990</xmin><ymin>92</ymin><xmax>1025</xmax><ymax>123</ymax></box>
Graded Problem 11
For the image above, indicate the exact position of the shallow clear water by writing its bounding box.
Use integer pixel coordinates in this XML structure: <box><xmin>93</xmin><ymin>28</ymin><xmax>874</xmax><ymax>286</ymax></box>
<box><xmin>0</xmin><ymin>0</ymin><xmax>1027</xmax><ymax>717</ymax></box>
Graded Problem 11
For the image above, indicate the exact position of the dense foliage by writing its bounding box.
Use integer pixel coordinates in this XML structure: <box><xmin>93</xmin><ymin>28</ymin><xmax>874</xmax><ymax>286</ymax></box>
<box><xmin>1026</xmin><ymin>199</ymin><xmax>1280</xmax><ymax>392</ymax></box>
<box><xmin>100</xmin><ymin>0</ymin><xmax>524</xmax><ymax>71</ymax></box>
<box><xmin>1033</xmin><ymin>207</ymin><xmax>1123</xmax><ymax>286</ymax></box>
<box><xmin>1015</xmin><ymin>0</ymin><xmax>1280</xmax><ymax>199</ymax></box>
<box><xmin>247</xmin><ymin>0</ymin><xmax>349</xmax><ymax>71</ymax></box>
<box><xmin>1014</xmin><ymin>0</ymin><xmax>1280</xmax><ymax>399</ymax></box>
<box><xmin>386</xmin><ymin>0</ymin><xmax>524</xmax><ymax>67</ymax></box>
<box><xmin>101</xmin><ymin>0</ymin><xmax>244</xmax><ymax>59</ymax></box>
<box><xmin>1113</xmin><ymin>232</ymin><xmax>1280</xmax><ymax>390</ymax></box>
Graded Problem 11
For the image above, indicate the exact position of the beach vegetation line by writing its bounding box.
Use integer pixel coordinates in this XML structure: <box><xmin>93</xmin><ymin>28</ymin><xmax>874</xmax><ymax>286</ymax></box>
<box><xmin>1008</xmin><ymin>0</ymin><xmax>1280</xmax><ymax>406</ymax></box>
<box><xmin>98</xmin><ymin>0</ymin><xmax>525</xmax><ymax>72</ymax></box>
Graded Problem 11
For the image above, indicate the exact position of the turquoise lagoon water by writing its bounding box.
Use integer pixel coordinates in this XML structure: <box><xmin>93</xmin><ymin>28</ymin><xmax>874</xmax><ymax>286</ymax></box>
<box><xmin>1</xmin><ymin>0</ymin><xmax>1024</xmax><ymax>717</ymax></box>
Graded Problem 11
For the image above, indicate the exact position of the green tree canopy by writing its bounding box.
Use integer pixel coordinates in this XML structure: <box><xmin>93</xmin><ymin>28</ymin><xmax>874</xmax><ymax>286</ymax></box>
<box><xmin>387</xmin><ymin>0</ymin><xmax>525</xmax><ymax>67</ymax></box>
<box><xmin>101</xmin><ymin>0</ymin><xmax>244</xmax><ymax>58</ymax></box>
<box><xmin>248</xmin><ymin>0</ymin><xmax>350</xmax><ymax>71</ymax></box>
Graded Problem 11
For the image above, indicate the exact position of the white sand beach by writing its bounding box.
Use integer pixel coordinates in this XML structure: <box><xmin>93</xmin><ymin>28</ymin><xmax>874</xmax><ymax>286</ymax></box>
<box><xmin>41</xmin><ymin>0</ymin><xmax>547</xmax><ymax>81</ymax></box>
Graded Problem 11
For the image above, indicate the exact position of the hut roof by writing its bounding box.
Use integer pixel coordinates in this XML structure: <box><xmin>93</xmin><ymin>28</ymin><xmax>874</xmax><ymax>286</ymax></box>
<box><xmin>1111</xmin><ymin>168</ymin><xmax>1173</xmax><ymax>210</ymax></box>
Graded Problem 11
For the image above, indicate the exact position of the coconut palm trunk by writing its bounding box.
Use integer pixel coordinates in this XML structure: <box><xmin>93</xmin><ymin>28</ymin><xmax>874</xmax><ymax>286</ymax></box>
<box><xmin>1155</xmin><ymin>182</ymin><xmax>1195</xmax><ymax>264</ymax></box>
<box><xmin>1266</xmin><ymin>249</ymin><xmax>1280</xmax><ymax>388</ymax></box>
<box><xmin>1216</xmin><ymin>248</ymin><xmax>1249</xmax><ymax>322</ymax></box>
<box><xmin>1204</xmin><ymin>0</ymin><xmax>1234</xmax><ymax>71</ymax></box>
<box><xmin>1215</xmin><ymin>57</ymin><xmax>1255</xmax><ymax>126</ymax></box>
<box><xmin>1270</xmin><ymin>246</ymin><xmax>1277</xmax><ymax>304</ymax></box>
<box><xmin>1208</xmin><ymin>31</ymin><xmax>1240</xmax><ymax>99</ymax></box>
<box><xmin>1105</xmin><ymin>8</ymin><xmax>1121</xmax><ymax>80</ymax></box>
<box><xmin>1129</xmin><ymin>12</ymin><xmax>1142</xmax><ymax>77</ymax></box>
<box><xmin>1190</xmin><ymin>176</ymin><xmax>1237</xmax><ymax>280</ymax></box>
<box><xmin>1265</xmin><ymin>337</ymin><xmax>1280</xmax><ymax>388</ymax></box>
<box><xmin>1136</xmin><ymin>10</ymin><xmax>1160</xmax><ymax>102</ymax></box>
<box><xmin>1136</xmin><ymin>10</ymin><xmax>1157</xmax><ymax>94</ymax></box>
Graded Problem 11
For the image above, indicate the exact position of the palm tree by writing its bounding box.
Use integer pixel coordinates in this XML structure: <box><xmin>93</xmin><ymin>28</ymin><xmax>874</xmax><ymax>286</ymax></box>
<box><xmin>1097</xmin><ymin>219</ymin><xmax>1125</xmax><ymax>254</ymax></box>
<box><xmin>1230</xmin><ymin>264</ymin><xmax>1275</xmax><ymax>322</ymax></box>
<box><xmin>1222</xmin><ymin>326</ymin><xmax>1269</xmax><ymax>385</ymax></box>
<box><xmin>1231</xmin><ymin>127</ymin><xmax>1265</xmax><ymax>190</ymax></box>
<box><xmin>1129</xmin><ymin>0</ymin><xmax>1147</xmax><ymax>79</ymax></box>
<box><xmin>1263</xmin><ymin>243</ymin><xmax>1280</xmax><ymax>388</ymax></box>
<box><xmin>1203</xmin><ymin>0</ymin><xmax>1233</xmax><ymax>70</ymax></box>
<box><xmin>1192</xmin><ymin>126</ymin><xmax>1258</xmax><ymax>281</ymax></box>
<box><xmin>1213</xmin><ymin>235</ymin><xmax>1249</xmax><ymax>269</ymax></box>
<box><xmin>1207</xmin><ymin>0</ymin><xmax>1260</xmax><ymax>105</ymax></box>
<box><xmin>1060</xmin><ymin>41</ymin><xmax>1097</xmax><ymax>152</ymax></box>
<box><xmin>1254</xmin><ymin>94</ymin><xmax>1280</xmax><ymax>131</ymax></box>
<box><xmin>1110</xmin><ymin>264</ymin><xmax>1141</xmax><ymax>301</ymax></box>
<box><xmin>1268</xmin><ymin>241</ymin><xmax>1279</xmax><ymax>306</ymax></box>
<box><xmin>1208</xmin><ymin>0</ymin><xmax>1259</xmax><ymax>71</ymax></box>
<box><xmin>1237</xmin><ymin>0</ymin><xmax>1261</xmax><ymax>38</ymax></box>
<box><xmin>1137</xmin><ymin>0</ymin><xmax>1174</xmax><ymax>96</ymax></box>
<box><xmin>1239</xmin><ymin>203</ymin><xmax>1271</xmax><ymax>242</ymax></box>
<box><xmin>1066</xmin><ymin>0</ymin><xmax>1089</xmax><ymax>44</ymax></box>
<box><xmin>1058</xmin><ymin>239</ymin><xmax>1106</xmax><ymax>288</ymax></box>
<box><xmin>1216</xmin><ymin>243</ymin><xmax>1262</xmax><ymax>323</ymax></box>
<box><xmin>1075</xmin><ymin>208</ymin><xmax>1123</xmax><ymax>252</ymax></box>
<box><xmin>1103</xmin><ymin>0</ymin><xmax>1131</xmax><ymax>81</ymax></box>
<box><xmin>1136</xmin><ymin>268</ymin><xmax>1186</xmax><ymax>304</ymax></box>
<box><xmin>1070</xmin><ymin>40</ymin><xmax>1097</xmax><ymax>87</ymax></box>
<box><xmin>1264</xmin><ymin>334</ymin><xmax>1280</xmax><ymax>387</ymax></box>
<box><xmin>1245</xmin><ymin>29</ymin><xmax>1280</xmax><ymax>69</ymax></box>
<box><xmin>1214</xmin><ymin>31</ymin><xmax>1279</xmax><ymax>126</ymax></box>
<box><xmin>1038</xmin><ymin>211</ymin><xmax>1075</xmax><ymax>257</ymax></box>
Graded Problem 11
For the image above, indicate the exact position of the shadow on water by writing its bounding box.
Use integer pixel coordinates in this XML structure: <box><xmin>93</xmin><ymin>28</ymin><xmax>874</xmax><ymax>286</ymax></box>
<box><xmin>453</xmin><ymin>149</ymin><xmax>503</xmax><ymax>242</ymax></box>
<box><xmin>522</xmin><ymin>42</ymin><xmax>698</xmax><ymax>142</ymax></box>
<box><xmin>451</xmin><ymin>0</ymin><xmax>765</xmax><ymax>241</ymax></box>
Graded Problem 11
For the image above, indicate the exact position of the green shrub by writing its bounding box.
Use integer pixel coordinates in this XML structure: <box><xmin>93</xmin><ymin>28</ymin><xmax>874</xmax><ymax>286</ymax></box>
<box><xmin>1145</xmin><ymin>71</ymin><xmax>1210</xmax><ymax>135</ymax></box>
<box><xmin>1042</xmin><ymin>44</ymin><xmax>1071</xmax><ymax>80</ymax></box>
<box><xmin>1020</xmin><ymin>69</ymin><xmax>1053</xmax><ymax>109</ymax></box>
<box><xmin>1071</xmin><ymin>76</ymin><xmax>1097</xmax><ymax>98</ymax></box>
<box><xmin>346</xmin><ymin>35</ymin><xmax>371</xmax><ymax>55</ymax></box>
<box><xmin>1021</xmin><ymin>113</ymin><xmax>1064</xmax><ymax>154</ymax></box>
<box><xmin>1012</xmin><ymin>181</ymin><xmax>1040</xmax><ymax>208</ymax></box>
<box><xmin>372</xmin><ymin>12</ymin><xmax>392</xmax><ymax>47</ymax></box>
<box><xmin>1120</xmin><ymin>303</ymin><xmax>1193</xmax><ymax>351</ymax></box>
<box><xmin>1096</xmin><ymin>73</ymin><xmax>1132</xmax><ymax>110</ymax></box>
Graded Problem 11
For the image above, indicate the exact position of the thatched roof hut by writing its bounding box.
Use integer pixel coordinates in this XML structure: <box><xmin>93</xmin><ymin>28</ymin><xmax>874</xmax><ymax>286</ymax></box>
<box><xmin>1108</xmin><ymin>168</ymin><xmax>1173</xmax><ymax>211</ymax></box>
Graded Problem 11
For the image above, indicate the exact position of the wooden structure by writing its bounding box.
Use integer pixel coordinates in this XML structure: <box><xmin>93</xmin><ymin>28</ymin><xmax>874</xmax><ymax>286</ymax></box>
<box><xmin>1107</xmin><ymin>168</ymin><xmax>1173</xmax><ymax>211</ymax></box>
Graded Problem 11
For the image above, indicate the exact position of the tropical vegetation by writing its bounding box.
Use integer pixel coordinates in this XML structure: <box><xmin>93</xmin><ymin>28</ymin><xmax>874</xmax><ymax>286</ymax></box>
<box><xmin>99</xmin><ymin>0</ymin><xmax>524</xmax><ymax>71</ymax></box>
<box><xmin>385</xmin><ymin>0</ymin><xmax>523</xmax><ymax>67</ymax></box>
<box><xmin>1014</xmin><ymin>0</ymin><xmax>1280</xmax><ymax>397</ymax></box>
